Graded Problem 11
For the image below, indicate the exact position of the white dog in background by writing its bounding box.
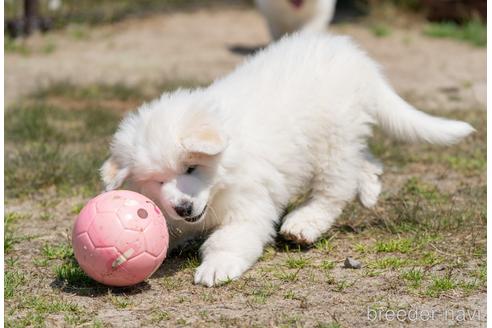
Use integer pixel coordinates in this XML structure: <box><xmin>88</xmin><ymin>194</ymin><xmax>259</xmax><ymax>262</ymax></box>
<box><xmin>255</xmin><ymin>0</ymin><xmax>337</xmax><ymax>40</ymax></box>
<box><xmin>101</xmin><ymin>33</ymin><xmax>473</xmax><ymax>287</ymax></box>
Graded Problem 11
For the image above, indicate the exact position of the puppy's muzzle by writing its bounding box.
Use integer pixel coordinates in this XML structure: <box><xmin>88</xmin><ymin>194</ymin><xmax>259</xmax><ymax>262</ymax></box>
<box><xmin>183</xmin><ymin>205</ymin><xmax>207</xmax><ymax>223</ymax></box>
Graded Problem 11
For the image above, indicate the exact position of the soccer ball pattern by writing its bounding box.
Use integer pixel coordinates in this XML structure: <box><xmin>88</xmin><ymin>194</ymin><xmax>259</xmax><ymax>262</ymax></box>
<box><xmin>72</xmin><ymin>190</ymin><xmax>169</xmax><ymax>286</ymax></box>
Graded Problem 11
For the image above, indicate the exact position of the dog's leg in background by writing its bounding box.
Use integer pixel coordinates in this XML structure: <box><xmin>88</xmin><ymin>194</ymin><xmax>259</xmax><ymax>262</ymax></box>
<box><xmin>194</xmin><ymin>191</ymin><xmax>278</xmax><ymax>287</ymax></box>
<box><xmin>280</xmin><ymin>144</ymin><xmax>362</xmax><ymax>244</ymax></box>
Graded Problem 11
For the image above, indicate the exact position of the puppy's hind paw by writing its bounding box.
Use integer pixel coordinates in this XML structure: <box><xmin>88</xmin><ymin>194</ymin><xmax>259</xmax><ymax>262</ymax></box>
<box><xmin>280</xmin><ymin>217</ymin><xmax>323</xmax><ymax>245</ymax></box>
<box><xmin>358</xmin><ymin>179</ymin><xmax>381</xmax><ymax>208</ymax></box>
<box><xmin>194</xmin><ymin>252</ymin><xmax>249</xmax><ymax>287</ymax></box>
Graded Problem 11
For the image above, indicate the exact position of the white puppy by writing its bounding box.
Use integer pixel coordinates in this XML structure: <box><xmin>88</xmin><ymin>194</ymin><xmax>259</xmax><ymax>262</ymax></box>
<box><xmin>255</xmin><ymin>0</ymin><xmax>337</xmax><ymax>40</ymax></box>
<box><xmin>101</xmin><ymin>33</ymin><xmax>474</xmax><ymax>287</ymax></box>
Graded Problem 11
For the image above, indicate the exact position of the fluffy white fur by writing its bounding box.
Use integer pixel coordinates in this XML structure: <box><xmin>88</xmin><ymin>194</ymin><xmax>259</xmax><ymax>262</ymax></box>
<box><xmin>101</xmin><ymin>33</ymin><xmax>474</xmax><ymax>287</ymax></box>
<box><xmin>255</xmin><ymin>0</ymin><xmax>337</xmax><ymax>40</ymax></box>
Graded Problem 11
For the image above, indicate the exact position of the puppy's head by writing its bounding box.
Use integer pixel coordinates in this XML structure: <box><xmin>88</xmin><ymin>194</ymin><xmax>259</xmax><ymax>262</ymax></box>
<box><xmin>101</xmin><ymin>90</ymin><xmax>227</xmax><ymax>223</ymax></box>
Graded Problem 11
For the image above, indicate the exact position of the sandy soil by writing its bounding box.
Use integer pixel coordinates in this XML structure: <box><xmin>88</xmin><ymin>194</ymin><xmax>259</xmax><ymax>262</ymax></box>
<box><xmin>5</xmin><ymin>7</ymin><xmax>486</xmax><ymax>111</ymax></box>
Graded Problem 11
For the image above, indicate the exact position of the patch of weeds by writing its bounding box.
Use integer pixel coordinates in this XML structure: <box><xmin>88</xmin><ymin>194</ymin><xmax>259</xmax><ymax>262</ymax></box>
<box><xmin>39</xmin><ymin>212</ymin><xmax>54</xmax><ymax>221</ymax></box>
<box><xmin>259</xmin><ymin>246</ymin><xmax>277</xmax><ymax>261</ymax></box>
<box><xmin>334</xmin><ymin>279</ymin><xmax>355</xmax><ymax>292</ymax></box>
<box><xmin>400</xmin><ymin>268</ymin><xmax>424</xmax><ymax>288</ymax></box>
<box><xmin>33</xmin><ymin>81</ymin><xmax>144</xmax><ymax>102</ymax></box>
<box><xmin>71</xmin><ymin>202</ymin><xmax>85</xmax><ymax>215</ymax></box>
<box><xmin>474</xmin><ymin>265</ymin><xmax>486</xmax><ymax>285</ymax></box>
<box><xmin>201</xmin><ymin>292</ymin><xmax>217</xmax><ymax>302</ymax></box>
<box><xmin>181</xmin><ymin>255</ymin><xmax>200</xmax><ymax>270</ymax></box>
<box><xmin>91</xmin><ymin>319</ymin><xmax>105</xmax><ymax>328</ymax></box>
<box><xmin>424</xmin><ymin>19</ymin><xmax>486</xmax><ymax>47</ymax></box>
<box><xmin>176</xmin><ymin>318</ymin><xmax>187</xmax><ymax>325</ymax></box>
<box><xmin>64</xmin><ymin>312</ymin><xmax>91</xmax><ymax>326</ymax></box>
<box><xmin>5</xmin><ymin>257</ymin><xmax>19</xmax><ymax>267</ymax></box>
<box><xmin>280</xmin><ymin>315</ymin><xmax>303</xmax><ymax>327</ymax></box>
<box><xmin>33</xmin><ymin>257</ymin><xmax>50</xmax><ymax>267</ymax></box>
<box><xmin>42</xmin><ymin>242</ymin><xmax>73</xmax><ymax>260</ymax></box>
<box><xmin>275</xmin><ymin>269</ymin><xmax>301</xmax><ymax>283</ymax></box>
<box><xmin>419</xmin><ymin>252</ymin><xmax>442</xmax><ymax>266</ymax></box>
<box><xmin>5</xmin><ymin>270</ymin><xmax>26</xmax><ymax>299</ymax></box>
<box><xmin>55</xmin><ymin>257</ymin><xmax>94</xmax><ymax>286</ymax></box>
<box><xmin>325</xmin><ymin>272</ymin><xmax>336</xmax><ymax>285</ymax></box>
<box><xmin>369</xmin><ymin>257</ymin><xmax>408</xmax><ymax>269</ymax></box>
<box><xmin>5</xmin><ymin>212</ymin><xmax>24</xmax><ymax>253</ymax></box>
<box><xmin>285</xmin><ymin>256</ymin><xmax>310</xmax><ymax>269</ymax></box>
<box><xmin>160</xmin><ymin>276</ymin><xmax>181</xmax><ymax>290</ymax></box>
<box><xmin>4</xmin><ymin>35</ymin><xmax>30</xmax><ymax>55</ymax></box>
<box><xmin>403</xmin><ymin>177</ymin><xmax>446</xmax><ymax>203</ymax></box>
<box><xmin>460</xmin><ymin>281</ymin><xmax>479</xmax><ymax>294</ymax></box>
<box><xmin>444</xmin><ymin>153</ymin><xmax>486</xmax><ymax>172</ymax></box>
<box><xmin>371</xmin><ymin>23</ymin><xmax>391</xmax><ymax>37</ymax></box>
<box><xmin>354</xmin><ymin>242</ymin><xmax>369</xmax><ymax>253</ymax></box>
<box><xmin>150</xmin><ymin>310</ymin><xmax>171</xmax><ymax>323</ymax></box>
<box><xmin>251</xmin><ymin>284</ymin><xmax>277</xmax><ymax>304</ymax></box>
<box><xmin>8</xmin><ymin>296</ymin><xmax>82</xmax><ymax>327</ymax></box>
<box><xmin>29</xmin><ymin>296</ymin><xmax>80</xmax><ymax>312</ymax></box>
<box><xmin>108</xmin><ymin>293</ymin><xmax>132</xmax><ymax>309</ymax></box>
<box><xmin>284</xmin><ymin>290</ymin><xmax>296</xmax><ymax>299</ymax></box>
<box><xmin>375</xmin><ymin>238</ymin><xmax>413</xmax><ymax>253</ymax></box>
<box><xmin>320</xmin><ymin>260</ymin><xmax>335</xmax><ymax>270</ymax></box>
<box><xmin>425</xmin><ymin>275</ymin><xmax>457</xmax><ymax>297</ymax></box>
<box><xmin>314</xmin><ymin>238</ymin><xmax>333</xmax><ymax>252</ymax></box>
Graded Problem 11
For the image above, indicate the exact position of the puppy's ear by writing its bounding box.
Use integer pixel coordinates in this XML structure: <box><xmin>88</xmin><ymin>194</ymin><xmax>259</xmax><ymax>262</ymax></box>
<box><xmin>181</xmin><ymin>125</ymin><xmax>227</xmax><ymax>156</ymax></box>
<box><xmin>100</xmin><ymin>156</ymin><xmax>129</xmax><ymax>191</ymax></box>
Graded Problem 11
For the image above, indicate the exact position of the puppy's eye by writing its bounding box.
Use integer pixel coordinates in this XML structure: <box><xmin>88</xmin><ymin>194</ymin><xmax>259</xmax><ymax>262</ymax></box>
<box><xmin>185</xmin><ymin>166</ymin><xmax>197</xmax><ymax>175</ymax></box>
<box><xmin>159</xmin><ymin>181</ymin><xmax>164</xmax><ymax>185</ymax></box>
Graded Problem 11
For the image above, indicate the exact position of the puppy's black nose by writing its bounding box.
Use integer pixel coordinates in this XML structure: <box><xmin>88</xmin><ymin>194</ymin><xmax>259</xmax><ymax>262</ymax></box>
<box><xmin>174</xmin><ymin>201</ymin><xmax>193</xmax><ymax>217</ymax></box>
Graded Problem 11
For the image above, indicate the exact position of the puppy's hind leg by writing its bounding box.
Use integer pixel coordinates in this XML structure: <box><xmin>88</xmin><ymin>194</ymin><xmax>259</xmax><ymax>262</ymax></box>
<box><xmin>280</xmin><ymin>147</ymin><xmax>361</xmax><ymax>245</ymax></box>
<box><xmin>357</xmin><ymin>149</ymin><xmax>383</xmax><ymax>208</ymax></box>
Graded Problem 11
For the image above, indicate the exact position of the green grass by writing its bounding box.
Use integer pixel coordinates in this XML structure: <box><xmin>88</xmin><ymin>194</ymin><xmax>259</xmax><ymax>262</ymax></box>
<box><xmin>375</xmin><ymin>238</ymin><xmax>413</xmax><ymax>253</ymax></box>
<box><xmin>181</xmin><ymin>255</ymin><xmax>200</xmax><ymax>270</ymax></box>
<box><xmin>40</xmin><ymin>243</ymin><xmax>94</xmax><ymax>287</ymax></box>
<box><xmin>6</xmin><ymin>296</ymin><xmax>83</xmax><ymax>327</ymax></box>
<box><xmin>400</xmin><ymin>268</ymin><xmax>424</xmax><ymax>288</ymax></box>
<box><xmin>426</xmin><ymin>276</ymin><xmax>457</xmax><ymax>297</ymax></box>
<box><xmin>320</xmin><ymin>260</ymin><xmax>335</xmax><ymax>270</ymax></box>
<box><xmin>5</xmin><ymin>213</ymin><xmax>22</xmax><ymax>253</ymax></box>
<box><xmin>5</xmin><ymin>270</ymin><xmax>26</xmax><ymax>299</ymax></box>
<box><xmin>55</xmin><ymin>259</ymin><xmax>94</xmax><ymax>286</ymax></box>
<box><xmin>4</xmin><ymin>36</ymin><xmax>30</xmax><ymax>55</ymax></box>
<box><xmin>42</xmin><ymin>243</ymin><xmax>73</xmax><ymax>260</ymax></box>
<box><xmin>424</xmin><ymin>20</ymin><xmax>486</xmax><ymax>47</ymax></box>
<box><xmin>285</xmin><ymin>256</ymin><xmax>310</xmax><ymax>269</ymax></box>
<box><xmin>369</xmin><ymin>257</ymin><xmax>408</xmax><ymax>270</ymax></box>
<box><xmin>275</xmin><ymin>269</ymin><xmax>301</xmax><ymax>282</ymax></box>
<box><xmin>314</xmin><ymin>238</ymin><xmax>333</xmax><ymax>253</ymax></box>
<box><xmin>371</xmin><ymin>23</ymin><xmax>391</xmax><ymax>37</ymax></box>
<box><xmin>150</xmin><ymin>310</ymin><xmax>171</xmax><ymax>323</ymax></box>
<box><xmin>33</xmin><ymin>81</ymin><xmax>144</xmax><ymax>102</ymax></box>
<box><xmin>108</xmin><ymin>293</ymin><xmax>132</xmax><ymax>309</ymax></box>
<box><xmin>5</xmin><ymin>81</ymin><xmax>202</xmax><ymax>200</ymax></box>
<box><xmin>251</xmin><ymin>284</ymin><xmax>277</xmax><ymax>304</ymax></box>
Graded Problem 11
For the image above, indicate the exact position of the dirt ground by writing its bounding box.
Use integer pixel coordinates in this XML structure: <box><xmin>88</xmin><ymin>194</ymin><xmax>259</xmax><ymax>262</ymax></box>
<box><xmin>4</xmin><ymin>5</ymin><xmax>487</xmax><ymax>328</ymax></box>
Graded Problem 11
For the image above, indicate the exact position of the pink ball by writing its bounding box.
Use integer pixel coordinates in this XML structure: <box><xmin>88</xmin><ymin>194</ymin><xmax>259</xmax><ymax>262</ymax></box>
<box><xmin>72</xmin><ymin>190</ymin><xmax>169</xmax><ymax>287</ymax></box>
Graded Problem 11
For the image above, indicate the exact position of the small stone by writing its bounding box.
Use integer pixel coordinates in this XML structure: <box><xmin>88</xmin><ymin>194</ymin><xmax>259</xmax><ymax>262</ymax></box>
<box><xmin>344</xmin><ymin>257</ymin><xmax>361</xmax><ymax>269</ymax></box>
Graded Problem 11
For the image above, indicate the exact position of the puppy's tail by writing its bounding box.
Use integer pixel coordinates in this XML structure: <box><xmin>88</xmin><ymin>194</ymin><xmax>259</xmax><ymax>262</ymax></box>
<box><xmin>369</xmin><ymin>83</ymin><xmax>474</xmax><ymax>145</ymax></box>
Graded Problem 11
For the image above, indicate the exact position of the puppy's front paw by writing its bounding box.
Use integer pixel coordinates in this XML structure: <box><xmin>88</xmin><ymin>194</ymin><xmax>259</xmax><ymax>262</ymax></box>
<box><xmin>194</xmin><ymin>252</ymin><xmax>249</xmax><ymax>287</ymax></box>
